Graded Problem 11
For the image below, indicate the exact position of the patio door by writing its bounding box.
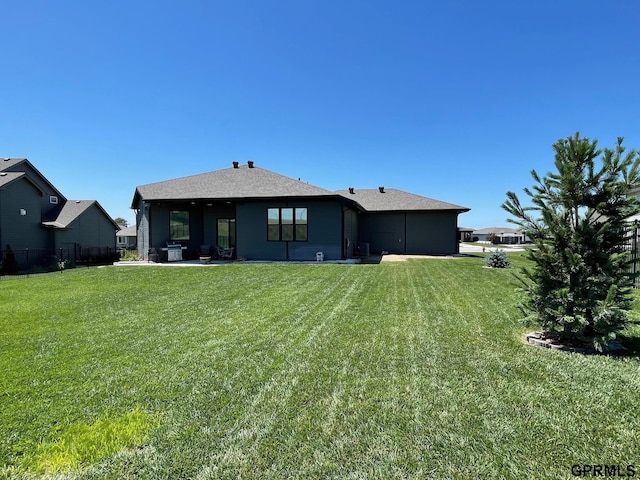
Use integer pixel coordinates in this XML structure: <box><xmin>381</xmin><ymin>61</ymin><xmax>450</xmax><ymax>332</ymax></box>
<box><xmin>217</xmin><ymin>218</ymin><xmax>236</xmax><ymax>248</ymax></box>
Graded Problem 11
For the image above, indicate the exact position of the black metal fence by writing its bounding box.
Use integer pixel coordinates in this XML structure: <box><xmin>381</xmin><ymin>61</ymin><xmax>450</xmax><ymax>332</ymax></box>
<box><xmin>0</xmin><ymin>245</ymin><xmax>118</xmax><ymax>277</ymax></box>
<box><xmin>624</xmin><ymin>221</ymin><xmax>640</xmax><ymax>288</ymax></box>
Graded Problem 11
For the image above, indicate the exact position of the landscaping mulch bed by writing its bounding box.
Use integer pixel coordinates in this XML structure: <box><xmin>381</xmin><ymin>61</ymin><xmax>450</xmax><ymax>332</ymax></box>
<box><xmin>526</xmin><ymin>331</ymin><xmax>625</xmax><ymax>354</ymax></box>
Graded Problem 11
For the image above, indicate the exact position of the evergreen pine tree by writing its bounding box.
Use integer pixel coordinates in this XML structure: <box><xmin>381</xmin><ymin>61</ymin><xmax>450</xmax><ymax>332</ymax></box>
<box><xmin>502</xmin><ymin>133</ymin><xmax>640</xmax><ymax>351</ymax></box>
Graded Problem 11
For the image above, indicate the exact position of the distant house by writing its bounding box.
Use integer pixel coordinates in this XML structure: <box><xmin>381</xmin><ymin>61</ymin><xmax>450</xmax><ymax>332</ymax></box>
<box><xmin>458</xmin><ymin>227</ymin><xmax>474</xmax><ymax>242</ymax></box>
<box><xmin>473</xmin><ymin>227</ymin><xmax>526</xmax><ymax>244</ymax></box>
<box><xmin>0</xmin><ymin>158</ymin><xmax>119</xmax><ymax>270</ymax></box>
<box><xmin>131</xmin><ymin>162</ymin><xmax>470</xmax><ymax>261</ymax></box>
<box><xmin>116</xmin><ymin>225</ymin><xmax>137</xmax><ymax>250</ymax></box>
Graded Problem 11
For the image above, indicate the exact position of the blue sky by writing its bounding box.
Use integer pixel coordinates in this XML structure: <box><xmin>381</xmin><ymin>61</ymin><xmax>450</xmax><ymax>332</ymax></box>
<box><xmin>3</xmin><ymin>1</ymin><xmax>639</xmax><ymax>228</ymax></box>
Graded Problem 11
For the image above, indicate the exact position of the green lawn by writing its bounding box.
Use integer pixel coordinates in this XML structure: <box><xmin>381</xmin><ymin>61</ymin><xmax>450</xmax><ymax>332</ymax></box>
<box><xmin>1</xmin><ymin>256</ymin><xmax>640</xmax><ymax>479</ymax></box>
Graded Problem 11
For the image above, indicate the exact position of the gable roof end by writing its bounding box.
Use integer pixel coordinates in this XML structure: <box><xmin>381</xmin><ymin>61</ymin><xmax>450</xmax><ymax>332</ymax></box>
<box><xmin>43</xmin><ymin>200</ymin><xmax>119</xmax><ymax>229</ymax></box>
<box><xmin>1</xmin><ymin>157</ymin><xmax>66</xmax><ymax>201</ymax></box>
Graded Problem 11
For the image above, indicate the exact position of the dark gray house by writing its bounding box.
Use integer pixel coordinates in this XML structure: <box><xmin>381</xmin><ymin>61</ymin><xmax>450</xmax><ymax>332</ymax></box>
<box><xmin>131</xmin><ymin>162</ymin><xmax>469</xmax><ymax>261</ymax></box>
<box><xmin>0</xmin><ymin>158</ymin><xmax>119</xmax><ymax>270</ymax></box>
<box><xmin>116</xmin><ymin>225</ymin><xmax>137</xmax><ymax>250</ymax></box>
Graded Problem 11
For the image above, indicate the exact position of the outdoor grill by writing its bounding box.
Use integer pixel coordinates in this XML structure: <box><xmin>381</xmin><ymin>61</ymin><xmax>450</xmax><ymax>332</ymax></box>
<box><xmin>166</xmin><ymin>243</ymin><xmax>183</xmax><ymax>262</ymax></box>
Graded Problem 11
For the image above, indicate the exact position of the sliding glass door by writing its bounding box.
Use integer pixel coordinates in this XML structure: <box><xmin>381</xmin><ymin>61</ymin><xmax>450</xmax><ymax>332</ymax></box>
<box><xmin>217</xmin><ymin>218</ymin><xmax>236</xmax><ymax>248</ymax></box>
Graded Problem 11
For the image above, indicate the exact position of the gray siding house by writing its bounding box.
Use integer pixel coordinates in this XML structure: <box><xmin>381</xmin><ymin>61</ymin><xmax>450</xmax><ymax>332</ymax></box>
<box><xmin>0</xmin><ymin>158</ymin><xmax>119</xmax><ymax>270</ymax></box>
<box><xmin>116</xmin><ymin>225</ymin><xmax>137</xmax><ymax>250</ymax></box>
<box><xmin>131</xmin><ymin>162</ymin><xmax>469</xmax><ymax>261</ymax></box>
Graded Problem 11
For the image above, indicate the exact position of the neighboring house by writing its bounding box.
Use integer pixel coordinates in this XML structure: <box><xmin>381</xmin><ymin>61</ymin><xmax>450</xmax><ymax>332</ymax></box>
<box><xmin>131</xmin><ymin>162</ymin><xmax>470</xmax><ymax>261</ymax></box>
<box><xmin>0</xmin><ymin>158</ymin><xmax>119</xmax><ymax>270</ymax></box>
<box><xmin>458</xmin><ymin>227</ymin><xmax>474</xmax><ymax>242</ymax></box>
<box><xmin>116</xmin><ymin>225</ymin><xmax>137</xmax><ymax>250</ymax></box>
<box><xmin>473</xmin><ymin>227</ymin><xmax>526</xmax><ymax>244</ymax></box>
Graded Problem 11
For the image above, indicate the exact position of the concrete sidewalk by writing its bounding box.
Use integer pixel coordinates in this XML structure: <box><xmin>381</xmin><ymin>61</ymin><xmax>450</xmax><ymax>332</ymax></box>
<box><xmin>459</xmin><ymin>243</ymin><xmax>526</xmax><ymax>253</ymax></box>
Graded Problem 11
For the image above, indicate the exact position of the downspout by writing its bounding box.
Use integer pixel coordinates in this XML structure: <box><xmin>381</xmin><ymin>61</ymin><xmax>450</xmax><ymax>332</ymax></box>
<box><xmin>147</xmin><ymin>202</ymin><xmax>152</xmax><ymax>261</ymax></box>
<box><xmin>342</xmin><ymin>206</ymin><xmax>346</xmax><ymax>259</ymax></box>
<box><xmin>285</xmin><ymin>201</ymin><xmax>289</xmax><ymax>261</ymax></box>
<box><xmin>455</xmin><ymin>212</ymin><xmax>460</xmax><ymax>255</ymax></box>
<box><xmin>0</xmin><ymin>189</ymin><xmax>3</xmax><ymax>253</ymax></box>
<box><xmin>141</xmin><ymin>201</ymin><xmax>150</xmax><ymax>261</ymax></box>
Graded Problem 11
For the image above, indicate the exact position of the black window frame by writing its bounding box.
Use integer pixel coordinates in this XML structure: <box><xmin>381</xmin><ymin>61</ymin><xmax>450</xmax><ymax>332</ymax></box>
<box><xmin>267</xmin><ymin>207</ymin><xmax>307</xmax><ymax>242</ymax></box>
<box><xmin>217</xmin><ymin>218</ymin><xmax>236</xmax><ymax>248</ymax></box>
<box><xmin>170</xmin><ymin>210</ymin><xmax>190</xmax><ymax>241</ymax></box>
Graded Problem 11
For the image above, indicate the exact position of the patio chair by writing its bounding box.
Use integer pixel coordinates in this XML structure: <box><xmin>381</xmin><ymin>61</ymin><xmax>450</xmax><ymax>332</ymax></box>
<box><xmin>216</xmin><ymin>246</ymin><xmax>234</xmax><ymax>259</ymax></box>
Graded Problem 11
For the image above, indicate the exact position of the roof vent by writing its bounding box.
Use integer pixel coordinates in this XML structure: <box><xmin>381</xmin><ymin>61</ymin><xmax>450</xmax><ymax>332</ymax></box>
<box><xmin>248</xmin><ymin>160</ymin><xmax>254</xmax><ymax>168</ymax></box>
<box><xmin>379</xmin><ymin>186</ymin><xmax>385</xmax><ymax>193</ymax></box>
<box><xmin>232</xmin><ymin>161</ymin><xmax>239</xmax><ymax>168</ymax></box>
<box><xmin>348</xmin><ymin>187</ymin><xmax>355</xmax><ymax>194</ymax></box>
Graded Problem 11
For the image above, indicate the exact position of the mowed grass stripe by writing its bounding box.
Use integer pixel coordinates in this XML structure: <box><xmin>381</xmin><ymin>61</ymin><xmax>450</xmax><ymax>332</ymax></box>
<box><xmin>1</xmin><ymin>258</ymin><xmax>640</xmax><ymax>479</ymax></box>
<box><xmin>194</xmin><ymin>266</ymin><xmax>368</xmax><ymax>478</ymax></box>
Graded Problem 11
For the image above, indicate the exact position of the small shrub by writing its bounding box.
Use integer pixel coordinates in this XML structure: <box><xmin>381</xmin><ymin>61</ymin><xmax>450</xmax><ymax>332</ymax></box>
<box><xmin>485</xmin><ymin>249</ymin><xmax>510</xmax><ymax>269</ymax></box>
<box><xmin>121</xmin><ymin>250</ymin><xmax>142</xmax><ymax>261</ymax></box>
<box><xmin>1</xmin><ymin>245</ymin><xmax>18</xmax><ymax>275</ymax></box>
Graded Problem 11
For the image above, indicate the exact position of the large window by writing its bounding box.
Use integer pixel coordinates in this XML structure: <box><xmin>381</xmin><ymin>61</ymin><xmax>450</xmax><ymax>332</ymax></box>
<box><xmin>267</xmin><ymin>207</ymin><xmax>307</xmax><ymax>241</ymax></box>
<box><xmin>170</xmin><ymin>210</ymin><xmax>190</xmax><ymax>241</ymax></box>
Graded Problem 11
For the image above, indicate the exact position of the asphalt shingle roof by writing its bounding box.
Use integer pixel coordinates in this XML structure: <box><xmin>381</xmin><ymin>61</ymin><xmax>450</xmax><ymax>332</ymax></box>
<box><xmin>133</xmin><ymin>163</ymin><xmax>470</xmax><ymax>213</ymax></box>
<box><xmin>335</xmin><ymin>188</ymin><xmax>469</xmax><ymax>212</ymax></box>
<box><xmin>117</xmin><ymin>225</ymin><xmax>137</xmax><ymax>237</ymax></box>
<box><xmin>0</xmin><ymin>171</ymin><xmax>26</xmax><ymax>188</ymax></box>
<box><xmin>43</xmin><ymin>200</ymin><xmax>117</xmax><ymax>229</ymax></box>
<box><xmin>133</xmin><ymin>165</ymin><xmax>334</xmax><ymax>206</ymax></box>
<box><xmin>1</xmin><ymin>157</ymin><xmax>66</xmax><ymax>201</ymax></box>
<box><xmin>0</xmin><ymin>158</ymin><xmax>28</xmax><ymax>172</ymax></box>
<box><xmin>473</xmin><ymin>227</ymin><xmax>521</xmax><ymax>234</ymax></box>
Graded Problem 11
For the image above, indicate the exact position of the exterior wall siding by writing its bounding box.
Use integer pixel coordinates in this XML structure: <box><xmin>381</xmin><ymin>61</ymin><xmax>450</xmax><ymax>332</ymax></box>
<box><xmin>0</xmin><ymin>178</ymin><xmax>50</xmax><ymax>251</ymax></box>
<box><xmin>3</xmin><ymin>162</ymin><xmax>66</xmax><ymax>219</ymax></box>
<box><xmin>54</xmin><ymin>205</ymin><xmax>118</xmax><ymax>250</ymax></box>
<box><xmin>140</xmin><ymin>198</ymin><xmax>462</xmax><ymax>260</ymax></box>
<box><xmin>237</xmin><ymin>199</ymin><xmax>343</xmax><ymax>261</ymax></box>
<box><xmin>405</xmin><ymin>211</ymin><xmax>457</xmax><ymax>254</ymax></box>
<box><xmin>359</xmin><ymin>213</ymin><xmax>405</xmax><ymax>254</ymax></box>
<box><xmin>359</xmin><ymin>211</ymin><xmax>459</xmax><ymax>255</ymax></box>
<box><xmin>202</xmin><ymin>203</ymin><xmax>236</xmax><ymax>247</ymax></box>
<box><xmin>148</xmin><ymin>205</ymin><xmax>171</xmax><ymax>261</ymax></box>
<box><xmin>146</xmin><ymin>202</ymin><xmax>237</xmax><ymax>260</ymax></box>
<box><xmin>136</xmin><ymin>201</ymin><xmax>150</xmax><ymax>260</ymax></box>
